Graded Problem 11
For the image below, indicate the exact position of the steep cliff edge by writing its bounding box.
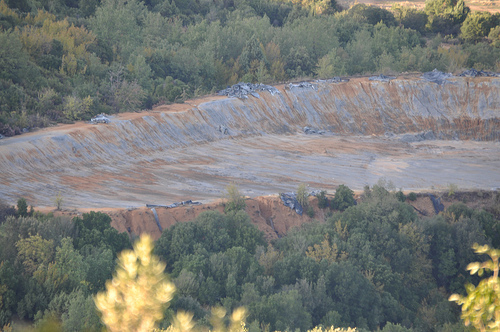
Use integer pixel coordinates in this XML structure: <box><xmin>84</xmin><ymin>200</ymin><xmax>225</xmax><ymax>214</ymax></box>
<box><xmin>0</xmin><ymin>77</ymin><xmax>499</xmax><ymax>209</ymax></box>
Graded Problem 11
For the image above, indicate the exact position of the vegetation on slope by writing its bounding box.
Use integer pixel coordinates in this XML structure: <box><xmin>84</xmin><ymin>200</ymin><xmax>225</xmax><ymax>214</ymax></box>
<box><xmin>1</xmin><ymin>0</ymin><xmax>500</xmax><ymax>136</ymax></box>
<box><xmin>1</xmin><ymin>185</ymin><xmax>500</xmax><ymax>331</ymax></box>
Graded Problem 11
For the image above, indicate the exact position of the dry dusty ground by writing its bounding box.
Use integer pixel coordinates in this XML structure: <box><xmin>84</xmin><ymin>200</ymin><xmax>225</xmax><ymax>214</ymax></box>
<box><xmin>2</xmin><ymin>80</ymin><xmax>499</xmax><ymax>237</ymax></box>
<box><xmin>4</xmin><ymin>128</ymin><xmax>499</xmax><ymax>210</ymax></box>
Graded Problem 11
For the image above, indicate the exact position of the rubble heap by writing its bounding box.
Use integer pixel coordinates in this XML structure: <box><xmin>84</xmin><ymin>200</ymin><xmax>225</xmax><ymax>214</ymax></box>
<box><xmin>280</xmin><ymin>192</ymin><xmax>303</xmax><ymax>215</ymax></box>
<box><xmin>218</xmin><ymin>82</ymin><xmax>280</xmax><ymax>99</ymax></box>
<box><xmin>146</xmin><ymin>200</ymin><xmax>202</xmax><ymax>209</ymax></box>
<box><xmin>422</xmin><ymin>69</ymin><xmax>453</xmax><ymax>85</ymax></box>
<box><xmin>218</xmin><ymin>124</ymin><xmax>229</xmax><ymax>135</ymax></box>
<box><xmin>90</xmin><ymin>114</ymin><xmax>110</xmax><ymax>124</ymax></box>
<box><xmin>369</xmin><ymin>74</ymin><xmax>396</xmax><ymax>82</ymax></box>
<box><xmin>287</xmin><ymin>81</ymin><xmax>316</xmax><ymax>90</ymax></box>
<box><xmin>459</xmin><ymin>68</ymin><xmax>500</xmax><ymax>77</ymax></box>
<box><xmin>399</xmin><ymin>130</ymin><xmax>436</xmax><ymax>143</ymax></box>
<box><xmin>315</xmin><ymin>77</ymin><xmax>350</xmax><ymax>83</ymax></box>
<box><xmin>303</xmin><ymin>126</ymin><xmax>325</xmax><ymax>135</ymax></box>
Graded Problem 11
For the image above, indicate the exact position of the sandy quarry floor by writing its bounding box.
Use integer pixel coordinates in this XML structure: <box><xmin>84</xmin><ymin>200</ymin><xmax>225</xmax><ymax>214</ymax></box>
<box><xmin>1</xmin><ymin>83</ymin><xmax>499</xmax><ymax>210</ymax></box>
<box><xmin>6</xmin><ymin>132</ymin><xmax>499</xmax><ymax>210</ymax></box>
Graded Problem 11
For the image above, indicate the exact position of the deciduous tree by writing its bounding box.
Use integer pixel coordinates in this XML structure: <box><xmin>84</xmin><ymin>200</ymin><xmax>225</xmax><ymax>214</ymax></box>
<box><xmin>16</xmin><ymin>234</ymin><xmax>54</xmax><ymax>275</ymax></box>
<box><xmin>95</xmin><ymin>234</ymin><xmax>176</xmax><ymax>332</ymax></box>
<box><xmin>224</xmin><ymin>184</ymin><xmax>246</xmax><ymax>213</ymax></box>
<box><xmin>449</xmin><ymin>244</ymin><xmax>500</xmax><ymax>332</ymax></box>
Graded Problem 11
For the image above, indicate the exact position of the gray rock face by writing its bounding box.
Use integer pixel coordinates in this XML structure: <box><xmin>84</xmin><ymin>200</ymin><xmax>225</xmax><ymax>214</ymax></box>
<box><xmin>280</xmin><ymin>193</ymin><xmax>303</xmax><ymax>215</ymax></box>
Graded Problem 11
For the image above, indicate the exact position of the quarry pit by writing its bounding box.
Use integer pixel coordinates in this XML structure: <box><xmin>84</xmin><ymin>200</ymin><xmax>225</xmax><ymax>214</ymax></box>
<box><xmin>0</xmin><ymin>75</ymin><xmax>499</xmax><ymax>237</ymax></box>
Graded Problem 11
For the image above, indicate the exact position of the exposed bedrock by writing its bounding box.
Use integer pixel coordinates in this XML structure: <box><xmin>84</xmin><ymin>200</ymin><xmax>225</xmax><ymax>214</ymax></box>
<box><xmin>0</xmin><ymin>77</ymin><xmax>499</xmax><ymax>208</ymax></box>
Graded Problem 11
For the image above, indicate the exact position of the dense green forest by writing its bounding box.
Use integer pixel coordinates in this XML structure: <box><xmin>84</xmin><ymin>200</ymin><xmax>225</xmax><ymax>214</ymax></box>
<box><xmin>1</xmin><ymin>185</ymin><xmax>500</xmax><ymax>331</ymax></box>
<box><xmin>1</xmin><ymin>0</ymin><xmax>500</xmax><ymax>136</ymax></box>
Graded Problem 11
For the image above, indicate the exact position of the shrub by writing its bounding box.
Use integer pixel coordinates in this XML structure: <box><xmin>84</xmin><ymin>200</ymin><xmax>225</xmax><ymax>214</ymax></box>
<box><xmin>331</xmin><ymin>185</ymin><xmax>356</xmax><ymax>211</ymax></box>
<box><xmin>54</xmin><ymin>192</ymin><xmax>63</xmax><ymax>210</ymax></box>
<box><xmin>348</xmin><ymin>4</ymin><xmax>396</xmax><ymax>26</ymax></box>
<box><xmin>363</xmin><ymin>185</ymin><xmax>372</xmax><ymax>200</ymax></box>
<box><xmin>306</xmin><ymin>206</ymin><xmax>315</xmax><ymax>218</ymax></box>
<box><xmin>461</xmin><ymin>11</ymin><xmax>496</xmax><ymax>42</ymax></box>
<box><xmin>95</xmin><ymin>235</ymin><xmax>247</xmax><ymax>332</ymax></box>
<box><xmin>400</xmin><ymin>8</ymin><xmax>428</xmax><ymax>33</ymax></box>
<box><xmin>297</xmin><ymin>183</ymin><xmax>309</xmax><ymax>209</ymax></box>
<box><xmin>395</xmin><ymin>190</ymin><xmax>406</xmax><ymax>202</ymax></box>
<box><xmin>17</xmin><ymin>198</ymin><xmax>27</xmax><ymax>217</ymax></box>
<box><xmin>488</xmin><ymin>26</ymin><xmax>500</xmax><ymax>47</ymax></box>
<box><xmin>316</xmin><ymin>190</ymin><xmax>328</xmax><ymax>209</ymax></box>
<box><xmin>0</xmin><ymin>200</ymin><xmax>16</xmax><ymax>223</ymax></box>
<box><xmin>408</xmin><ymin>192</ymin><xmax>417</xmax><ymax>201</ymax></box>
<box><xmin>448</xmin><ymin>183</ymin><xmax>458</xmax><ymax>197</ymax></box>
<box><xmin>224</xmin><ymin>184</ymin><xmax>246</xmax><ymax>213</ymax></box>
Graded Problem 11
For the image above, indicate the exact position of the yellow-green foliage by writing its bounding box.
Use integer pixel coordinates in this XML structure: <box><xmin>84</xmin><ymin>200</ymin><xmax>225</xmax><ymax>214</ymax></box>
<box><xmin>449</xmin><ymin>244</ymin><xmax>500</xmax><ymax>332</ymax></box>
<box><xmin>15</xmin><ymin>234</ymin><xmax>54</xmax><ymax>275</ymax></box>
<box><xmin>297</xmin><ymin>183</ymin><xmax>309</xmax><ymax>208</ymax></box>
<box><xmin>258</xmin><ymin>244</ymin><xmax>283</xmax><ymax>275</ymax></box>
<box><xmin>306</xmin><ymin>235</ymin><xmax>347</xmax><ymax>264</ymax></box>
<box><xmin>277</xmin><ymin>0</ymin><xmax>335</xmax><ymax>14</ymax></box>
<box><xmin>0</xmin><ymin>0</ymin><xmax>19</xmax><ymax>22</ymax></box>
<box><xmin>63</xmin><ymin>95</ymin><xmax>93</xmax><ymax>121</ymax></box>
<box><xmin>447</xmin><ymin>183</ymin><xmax>458</xmax><ymax>197</ymax></box>
<box><xmin>95</xmin><ymin>234</ymin><xmax>251</xmax><ymax>332</ymax></box>
<box><xmin>94</xmin><ymin>234</ymin><xmax>176</xmax><ymax>332</ymax></box>
<box><xmin>163</xmin><ymin>307</ymin><xmax>248</xmax><ymax>332</ymax></box>
<box><xmin>307</xmin><ymin>326</ymin><xmax>357</xmax><ymax>332</ymax></box>
<box><xmin>17</xmin><ymin>9</ymin><xmax>95</xmax><ymax>76</ymax></box>
<box><xmin>224</xmin><ymin>184</ymin><xmax>246</xmax><ymax>213</ymax></box>
<box><xmin>94</xmin><ymin>235</ymin><xmax>360</xmax><ymax>332</ymax></box>
<box><xmin>54</xmin><ymin>192</ymin><xmax>63</xmax><ymax>210</ymax></box>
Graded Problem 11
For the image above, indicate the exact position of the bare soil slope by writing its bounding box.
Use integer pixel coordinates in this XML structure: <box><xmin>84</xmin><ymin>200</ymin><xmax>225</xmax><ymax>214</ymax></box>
<box><xmin>47</xmin><ymin>191</ymin><xmax>498</xmax><ymax>241</ymax></box>
<box><xmin>1</xmin><ymin>76</ymin><xmax>499</xmax><ymax>236</ymax></box>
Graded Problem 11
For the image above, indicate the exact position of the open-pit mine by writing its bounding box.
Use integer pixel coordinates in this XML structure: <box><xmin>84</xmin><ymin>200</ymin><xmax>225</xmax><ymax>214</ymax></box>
<box><xmin>1</xmin><ymin>75</ymin><xmax>499</xmax><ymax>212</ymax></box>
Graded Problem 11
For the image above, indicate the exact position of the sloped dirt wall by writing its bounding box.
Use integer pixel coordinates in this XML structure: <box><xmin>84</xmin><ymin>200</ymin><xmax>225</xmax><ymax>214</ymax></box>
<box><xmin>0</xmin><ymin>77</ymin><xmax>499</xmax><ymax>208</ymax></box>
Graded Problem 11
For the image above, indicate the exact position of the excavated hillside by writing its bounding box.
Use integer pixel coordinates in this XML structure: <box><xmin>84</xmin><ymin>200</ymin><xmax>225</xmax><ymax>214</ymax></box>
<box><xmin>1</xmin><ymin>76</ymin><xmax>499</xmax><ymax>234</ymax></box>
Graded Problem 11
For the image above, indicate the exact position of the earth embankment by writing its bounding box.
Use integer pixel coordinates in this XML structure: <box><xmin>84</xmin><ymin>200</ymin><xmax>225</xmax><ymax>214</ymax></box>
<box><xmin>0</xmin><ymin>77</ymin><xmax>499</xmax><ymax>210</ymax></box>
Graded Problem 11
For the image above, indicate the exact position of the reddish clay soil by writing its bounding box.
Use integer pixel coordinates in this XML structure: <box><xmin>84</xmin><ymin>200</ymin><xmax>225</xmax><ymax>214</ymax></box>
<box><xmin>43</xmin><ymin>191</ymin><xmax>498</xmax><ymax>241</ymax></box>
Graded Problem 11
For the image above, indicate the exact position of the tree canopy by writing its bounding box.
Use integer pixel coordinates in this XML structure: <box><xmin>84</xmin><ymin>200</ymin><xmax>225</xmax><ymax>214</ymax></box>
<box><xmin>0</xmin><ymin>0</ymin><xmax>498</xmax><ymax>136</ymax></box>
<box><xmin>1</xmin><ymin>187</ymin><xmax>500</xmax><ymax>330</ymax></box>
